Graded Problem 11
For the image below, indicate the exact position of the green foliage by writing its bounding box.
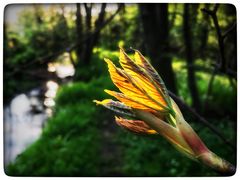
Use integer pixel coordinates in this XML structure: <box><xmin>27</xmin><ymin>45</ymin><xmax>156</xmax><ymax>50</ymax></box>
<box><xmin>56</xmin><ymin>80</ymin><xmax>109</xmax><ymax>106</ymax></box>
<box><xmin>196</xmin><ymin>72</ymin><xmax>237</xmax><ymax>116</ymax></box>
<box><xmin>99</xmin><ymin>5</ymin><xmax>142</xmax><ymax>50</ymax></box>
<box><xmin>74</xmin><ymin>48</ymin><xmax>119</xmax><ymax>81</ymax></box>
<box><xmin>7</xmin><ymin>131</ymin><xmax>100</xmax><ymax>176</ymax></box>
<box><xmin>172</xmin><ymin>58</ymin><xmax>236</xmax><ymax>116</ymax></box>
<box><xmin>172</xmin><ymin>58</ymin><xmax>191</xmax><ymax>104</ymax></box>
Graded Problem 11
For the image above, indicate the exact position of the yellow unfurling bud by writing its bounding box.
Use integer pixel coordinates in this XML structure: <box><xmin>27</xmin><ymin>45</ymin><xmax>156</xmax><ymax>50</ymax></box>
<box><xmin>94</xmin><ymin>48</ymin><xmax>235</xmax><ymax>175</ymax></box>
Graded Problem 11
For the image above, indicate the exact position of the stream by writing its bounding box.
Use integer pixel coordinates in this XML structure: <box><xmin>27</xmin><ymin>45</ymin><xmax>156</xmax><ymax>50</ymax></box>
<box><xmin>4</xmin><ymin>55</ymin><xmax>75</xmax><ymax>166</ymax></box>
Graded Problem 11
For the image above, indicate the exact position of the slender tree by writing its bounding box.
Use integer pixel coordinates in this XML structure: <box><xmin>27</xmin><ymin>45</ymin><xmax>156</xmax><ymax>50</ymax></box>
<box><xmin>76</xmin><ymin>3</ymin><xmax>83</xmax><ymax>67</ymax></box>
<box><xmin>74</xmin><ymin>3</ymin><xmax>123</xmax><ymax>81</ymax></box>
<box><xmin>183</xmin><ymin>4</ymin><xmax>201</xmax><ymax>110</ymax></box>
<box><xmin>75</xmin><ymin>3</ymin><xmax>107</xmax><ymax>66</ymax></box>
<box><xmin>199</xmin><ymin>4</ymin><xmax>210</xmax><ymax>57</ymax></box>
<box><xmin>139</xmin><ymin>4</ymin><xmax>177</xmax><ymax>94</ymax></box>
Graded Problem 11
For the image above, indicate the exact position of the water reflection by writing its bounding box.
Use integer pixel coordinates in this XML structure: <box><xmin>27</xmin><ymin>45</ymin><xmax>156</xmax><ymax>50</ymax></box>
<box><xmin>4</xmin><ymin>51</ymin><xmax>74</xmax><ymax>166</ymax></box>
<box><xmin>46</xmin><ymin>80</ymin><xmax>58</xmax><ymax>90</ymax></box>
<box><xmin>44</xmin><ymin>98</ymin><xmax>55</xmax><ymax>107</ymax></box>
<box><xmin>10</xmin><ymin>94</ymin><xmax>31</xmax><ymax>121</ymax></box>
<box><xmin>47</xmin><ymin>63</ymin><xmax>56</xmax><ymax>72</ymax></box>
<box><xmin>47</xmin><ymin>52</ymin><xmax>75</xmax><ymax>79</ymax></box>
<box><xmin>4</xmin><ymin>80</ymin><xmax>59</xmax><ymax>166</ymax></box>
<box><xmin>56</xmin><ymin>64</ymin><xmax>75</xmax><ymax>78</ymax></box>
<box><xmin>45</xmin><ymin>81</ymin><xmax>58</xmax><ymax>106</ymax></box>
<box><xmin>4</xmin><ymin>90</ymin><xmax>47</xmax><ymax>165</ymax></box>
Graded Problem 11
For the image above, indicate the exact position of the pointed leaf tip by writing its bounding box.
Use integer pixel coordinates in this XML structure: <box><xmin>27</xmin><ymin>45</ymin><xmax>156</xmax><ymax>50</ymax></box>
<box><xmin>118</xmin><ymin>44</ymin><xmax>124</xmax><ymax>49</ymax></box>
<box><xmin>115</xmin><ymin>116</ymin><xmax>158</xmax><ymax>135</ymax></box>
<box><xmin>104</xmin><ymin>89</ymin><xmax>110</xmax><ymax>94</ymax></box>
<box><xmin>104</xmin><ymin>58</ymin><xmax>111</xmax><ymax>64</ymax></box>
<box><xmin>93</xmin><ymin>100</ymin><xmax>100</xmax><ymax>105</ymax></box>
<box><xmin>119</xmin><ymin>47</ymin><xmax>128</xmax><ymax>58</ymax></box>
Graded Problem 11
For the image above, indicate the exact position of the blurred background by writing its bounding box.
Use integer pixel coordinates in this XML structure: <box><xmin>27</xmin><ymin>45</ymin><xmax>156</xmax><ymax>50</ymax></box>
<box><xmin>4</xmin><ymin>3</ymin><xmax>236</xmax><ymax>176</ymax></box>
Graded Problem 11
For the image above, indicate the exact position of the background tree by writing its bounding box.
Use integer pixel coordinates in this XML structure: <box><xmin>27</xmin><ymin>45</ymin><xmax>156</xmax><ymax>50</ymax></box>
<box><xmin>183</xmin><ymin>4</ymin><xmax>201</xmax><ymax>110</ymax></box>
<box><xmin>74</xmin><ymin>3</ymin><xmax>123</xmax><ymax>80</ymax></box>
<box><xmin>139</xmin><ymin>3</ymin><xmax>177</xmax><ymax>94</ymax></box>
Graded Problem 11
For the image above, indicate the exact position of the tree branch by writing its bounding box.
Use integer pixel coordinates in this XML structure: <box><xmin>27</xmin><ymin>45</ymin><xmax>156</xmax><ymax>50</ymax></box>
<box><xmin>223</xmin><ymin>22</ymin><xmax>236</xmax><ymax>39</ymax></box>
<box><xmin>84</xmin><ymin>3</ymin><xmax>92</xmax><ymax>31</ymax></box>
<box><xmin>200</xmin><ymin>4</ymin><xmax>237</xmax><ymax>120</ymax></box>
<box><xmin>91</xmin><ymin>3</ymin><xmax>107</xmax><ymax>45</ymax></box>
<box><xmin>202</xmin><ymin>66</ymin><xmax>218</xmax><ymax>114</ymax></box>
<box><xmin>95</xmin><ymin>3</ymin><xmax>107</xmax><ymax>27</ymax></box>
<box><xmin>168</xmin><ymin>91</ymin><xmax>236</xmax><ymax>150</ymax></box>
<box><xmin>201</xmin><ymin>5</ymin><xmax>226</xmax><ymax>72</ymax></box>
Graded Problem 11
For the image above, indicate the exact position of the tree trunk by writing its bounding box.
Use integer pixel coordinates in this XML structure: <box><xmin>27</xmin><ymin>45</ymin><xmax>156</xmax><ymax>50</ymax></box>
<box><xmin>139</xmin><ymin>3</ymin><xmax>177</xmax><ymax>94</ymax></box>
<box><xmin>92</xmin><ymin>4</ymin><xmax>106</xmax><ymax>46</ymax></box>
<box><xmin>74</xmin><ymin>3</ymin><xmax>122</xmax><ymax>80</ymax></box>
<box><xmin>84</xmin><ymin>3</ymin><xmax>92</xmax><ymax>32</ymax></box>
<box><xmin>183</xmin><ymin>4</ymin><xmax>201</xmax><ymax>110</ymax></box>
<box><xmin>200</xmin><ymin>4</ymin><xmax>210</xmax><ymax>57</ymax></box>
<box><xmin>76</xmin><ymin>3</ymin><xmax>83</xmax><ymax>65</ymax></box>
<box><xmin>75</xmin><ymin>3</ymin><xmax>107</xmax><ymax>67</ymax></box>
